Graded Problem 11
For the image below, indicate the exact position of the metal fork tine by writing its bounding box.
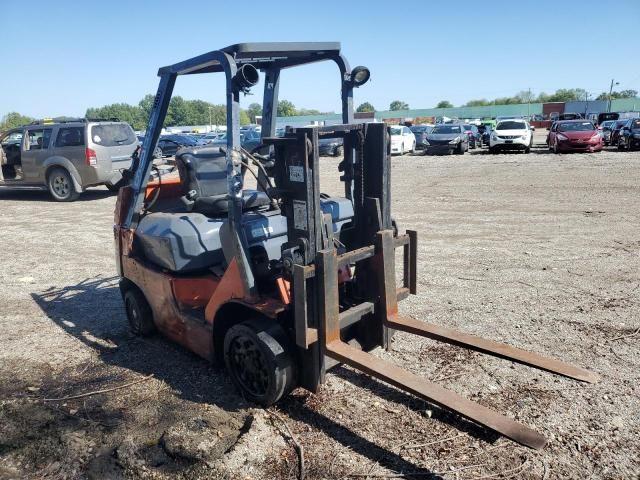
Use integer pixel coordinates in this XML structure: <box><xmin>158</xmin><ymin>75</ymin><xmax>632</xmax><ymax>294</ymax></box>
<box><xmin>386</xmin><ymin>315</ymin><xmax>599</xmax><ymax>383</ymax></box>
<box><xmin>326</xmin><ymin>340</ymin><xmax>547</xmax><ymax>450</ymax></box>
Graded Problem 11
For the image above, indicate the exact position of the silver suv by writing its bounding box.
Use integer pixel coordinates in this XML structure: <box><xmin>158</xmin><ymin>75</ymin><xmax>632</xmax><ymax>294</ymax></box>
<box><xmin>0</xmin><ymin>118</ymin><xmax>137</xmax><ymax>201</ymax></box>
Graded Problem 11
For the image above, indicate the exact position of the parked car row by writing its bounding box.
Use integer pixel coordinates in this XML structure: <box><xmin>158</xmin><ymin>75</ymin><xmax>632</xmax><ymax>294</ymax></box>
<box><xmin>545</xmin><ymin>117</ymin><xmax>640</xmax><ymax>152</ymax></box>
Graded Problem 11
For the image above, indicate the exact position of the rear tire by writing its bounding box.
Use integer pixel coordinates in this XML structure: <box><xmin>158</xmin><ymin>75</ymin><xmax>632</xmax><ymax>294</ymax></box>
<box><xmin>223</xmin><ymin>318</ymin><xmax>296</xmax><ymax>406</ymax></box>
<box><xmin>124</xmin><ymin>288</ymin><xmax>156</xmax><ymax>336</ymax></box>
<box><xmin>47</xmin><ymin>167</ymin><xmax>80</xmax><ymax>202</ymax></box>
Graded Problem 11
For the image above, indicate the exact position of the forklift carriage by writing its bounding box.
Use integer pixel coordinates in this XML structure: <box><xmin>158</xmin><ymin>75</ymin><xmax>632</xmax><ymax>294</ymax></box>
<box><xmin>113</xmin><ymin>42</ymin><xmax>598</xmax><ymax>450</ymax></box>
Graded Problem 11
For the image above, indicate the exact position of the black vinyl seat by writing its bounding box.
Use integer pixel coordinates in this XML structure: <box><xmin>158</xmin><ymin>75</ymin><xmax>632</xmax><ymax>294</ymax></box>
<box><xmin>176</xmin><ymin>146</ymin><xmax>270</xmax><ymax>217</ymax></box>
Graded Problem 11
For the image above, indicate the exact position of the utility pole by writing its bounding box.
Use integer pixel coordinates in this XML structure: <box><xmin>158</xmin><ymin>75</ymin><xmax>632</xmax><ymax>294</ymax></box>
<box><xmin>608</xmin><ymin>79</ymin><xmax>619</xmax><ymax>112</ymax></box>
<box><xmin>584</xmin><ymin>91</ymin><xmax>590</xmax><ymax>118</ymax></box>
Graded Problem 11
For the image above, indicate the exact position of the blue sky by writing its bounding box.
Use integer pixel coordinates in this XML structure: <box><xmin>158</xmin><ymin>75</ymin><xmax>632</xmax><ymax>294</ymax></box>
<box><xmin>1</xmin><ymin>0</ymin><xmax>639</xmax><ymax>118</ymax></box>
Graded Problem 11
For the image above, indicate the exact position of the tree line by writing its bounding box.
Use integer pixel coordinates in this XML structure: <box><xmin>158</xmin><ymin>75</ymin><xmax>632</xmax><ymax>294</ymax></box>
<box><xmin>2</xmin><ymin>87</ymin><xmax>638</xmax><ymax>132</ymax></box>
<box><xmin>356</xmin><ymin>88</ymin><xmax>638</xmax><ymax>113</ymax></box>
<box><xmin>0</xmin><ymin>97</ymin><xmax>329</xmax><ymax>133</ymax></box>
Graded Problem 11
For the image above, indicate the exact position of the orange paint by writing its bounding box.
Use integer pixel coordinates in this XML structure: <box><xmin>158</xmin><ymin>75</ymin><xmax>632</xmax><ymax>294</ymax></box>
<box><xmin>276</xmin><ymin>278</ymin><xmax>291</xmax><ymax>305</ymax></box>
<box><xmin>171</xmin><ymin>276</ymin><xmax>219</xmax><ymax>309</ymax></box>
<box><xmin>144</xmin><ymin>174</ymin><xmax>183</xmax><ymax>201</ymax></box>
<box><xmin>204</xmin><ymin>258</ymin><xmax>248</xmax><ymax>322</ymax></box>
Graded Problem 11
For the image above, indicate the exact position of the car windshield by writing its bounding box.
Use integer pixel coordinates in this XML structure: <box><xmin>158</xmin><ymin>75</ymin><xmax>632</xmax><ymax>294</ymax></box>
<box><xmin>390</xmin><ymin>127</ymin><xmax>402</xmax><ymax>135</ymax></box>
<box><xmin>558</xmin><ymin>122</ymin><xmax>595</xmax><ymax>132</ymax></box>
<box><xmin>410</xmin><ymin>126</ymin><xmax>431</xmax><ymax>133</ymax></box>
<box><xmin>496</xmin><ymin>121</ymin><xmax>526</xmax><ymax>130</ymax></box>
<box><xmin>431</xmin><ymin>125</ymin><xmax>461</xmax><ymax>134</ymax></box>
<box><xmin>175</xmin><ymin>135</ymin><xmax>198</xmax><ymax>145</ymax></box>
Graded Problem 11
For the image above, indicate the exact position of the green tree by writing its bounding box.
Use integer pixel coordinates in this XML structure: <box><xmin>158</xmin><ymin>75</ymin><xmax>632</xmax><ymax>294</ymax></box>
<box><xmin>186</xmin><ymin>99</ymin><xmax>212</xmax><ymax>125</ymax></box>
<box><xmin>389</xmin><ymin>100</ymin><xmax>409</xmax><ymax>111</ymax></box>
<box><xmin>277</xmin><ymin>99</ymin><xmax>297</xmax><ymax>117</ymax></box>
<box><xmin>85</xmin><ymin>103</ymin><xmax>146</xmax><ymax>130</ymax></box>
<box><xmin>239</xmin><ymin>110</ymin><xmax>251</xmax><ymax>126</ymax></box>
<box><xmin>0</xmin><ymin>112</ymin><xmax>34</xmax><ymax>132</ymax></box>
<box><xmin>436</xmin><ymin>100</ymin><xmax>453</xmax><ymax>108</ymax></box>
<box><xmin>138</xmin><ymin>94</ymin><xmax>155</xmax><ymax>124</ymax></box>
<box><xmin>297</xmin><ymin>108</ymin><xmax>322</xmax><ymax>116</ymax></box>
<box><xmin>465</xmin><ymin>99</ymin><xmax>490</xmax><ymax>107</ymax></box>
<box><xmin>168</xmin><ymin>96</ymin><xmax>191</xmax><ymax>126</ymax></box>
<box><xmin>209</xmin><ymin>104</ymin><xmax>226</xmax><ymax>126</ymax></box>
<box><xmin>537</xmin><ymin>88</ymin><xmax>587</xmax><ymax>103</ymax></box>
<box><xmin>247</xmin><ymin>103</ymin><xmax>262</xmax><ymax>123</ymax></box>
<box><xmin>596</xmin><ymin>89</ymin><xmax>638</xmax><ymax>100</ymax></box>
<box><xmin>356</xmin><ymin>102</ymin><xmax>375</xmax><ymax>113</ymax></box>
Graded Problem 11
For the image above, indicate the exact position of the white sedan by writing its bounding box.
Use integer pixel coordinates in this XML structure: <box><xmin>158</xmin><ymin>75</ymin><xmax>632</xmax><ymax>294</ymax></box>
<box><xmin>390</xmin><ymin>126</ymin><xmax>416</xmax><ymax>155</ymax></box>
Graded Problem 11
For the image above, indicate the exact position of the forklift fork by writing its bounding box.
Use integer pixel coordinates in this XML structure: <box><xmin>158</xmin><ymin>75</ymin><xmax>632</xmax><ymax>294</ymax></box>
<box><xmin>316</xmin><ymin>230</ymin><xmax>598</xmax><ymax>450</ymax></box>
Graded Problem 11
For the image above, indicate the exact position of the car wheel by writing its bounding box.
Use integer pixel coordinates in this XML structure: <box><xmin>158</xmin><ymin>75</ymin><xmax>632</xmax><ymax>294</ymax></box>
<box><xmin>617</xmin><ymin>139</ymin><xmax>625</xmax><ymax>151</ymax></box>
<box><xmin>489</xmin><ymin>146</ymin><xmax>496</xmax><ymax>154</ymax></box>
<box><xmin>400</xmin><ymin>144</ymin><xmax>405</xmax><ymax>156</ymax></box>
<box><xmin>47</xmin><ymin>167</ymin><xmax>80</xmax><ymax>202</ymax></box>
<box><xmin>456</xmin><ymin>142</ymin><xmax>465</xmax><ymax>155</ymax></box>
<box><xmin>410</xmin><ymin>141</ymin><xmax>415</xmax><ymax>154</ymax></box>
<box><xmin>334</xmin><ymin>145</ymin><xmax>343</xmax><ymax>157</ymax></box>
<box><xmin>223</xmin><ymin>318</ymin><xmax>296</xmax><ymax>406</ymax></box>
<box><xmin>124</xmin><ymin>288</ymin><xmax>156</xmax><ymax>336</ymax></box>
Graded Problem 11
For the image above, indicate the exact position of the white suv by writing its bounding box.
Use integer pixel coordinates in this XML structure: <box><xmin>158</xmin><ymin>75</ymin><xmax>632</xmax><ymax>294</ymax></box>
<box><xmin>489</xmin><ymin>119</ymin><xmax>533</xmax><ymax>153</ymax></box>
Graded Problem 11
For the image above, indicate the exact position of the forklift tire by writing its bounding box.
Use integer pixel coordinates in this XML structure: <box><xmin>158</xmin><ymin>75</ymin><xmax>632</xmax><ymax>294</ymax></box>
<box><xmin>47</xmin><ymin>167</ymin><xmax>80</xmax><ymax>202</ymax></box>
<box><xmin>124</xmin><ymin>288</ymin><xmax>156</xmax><ymax>336</ymax></box>
<box><xmin>223</xmin><ymin>318</ymin><xmax>296</xmax><ymax>407</ymax></box>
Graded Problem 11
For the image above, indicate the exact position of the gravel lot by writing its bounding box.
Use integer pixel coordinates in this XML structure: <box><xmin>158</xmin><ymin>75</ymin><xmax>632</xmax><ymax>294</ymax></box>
<box><xmin>0</xmin><ymin>142</ymin><xmax>639</xmax><ymax>479</ymax></box>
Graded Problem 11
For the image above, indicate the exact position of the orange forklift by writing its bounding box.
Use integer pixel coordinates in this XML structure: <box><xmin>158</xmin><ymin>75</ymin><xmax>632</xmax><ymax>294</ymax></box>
<box><xmin>113</xmin><ymin>42</ymin><xmax>598</xmax><ymax>450</ymax></box>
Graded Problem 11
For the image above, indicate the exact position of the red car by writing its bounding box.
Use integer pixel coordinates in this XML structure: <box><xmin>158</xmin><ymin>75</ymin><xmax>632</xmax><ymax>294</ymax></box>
<box><xmin>547</xmin><ymin>120</ymin><xmax>603</xmax><ymax>153</ymax></box>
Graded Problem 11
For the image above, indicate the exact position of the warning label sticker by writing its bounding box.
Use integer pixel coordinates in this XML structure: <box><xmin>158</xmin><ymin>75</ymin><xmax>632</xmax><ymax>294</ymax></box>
<box><xmin>293</xmin><ymin>200</ymin><xmax>307</xmax><ymax>231</ymax></box>
<box><xmin>289</xmin><ymin>165</ymin><xmax>304</xmax><ymax>183</ymax></box>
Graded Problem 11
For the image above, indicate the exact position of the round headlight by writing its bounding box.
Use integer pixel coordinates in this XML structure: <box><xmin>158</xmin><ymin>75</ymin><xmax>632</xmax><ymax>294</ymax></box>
<box><xmin>350</xmin><ymin>66</ymin><xmax>371</xmax><ymax>87</ymax></box>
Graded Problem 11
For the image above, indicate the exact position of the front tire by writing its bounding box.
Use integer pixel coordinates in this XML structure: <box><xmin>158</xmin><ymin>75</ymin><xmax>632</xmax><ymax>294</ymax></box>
<box><xmin>456</xmin><ymin>142</ymin><xmax>465</xmax><ymax>155</ymax></box>
<box><xmin>223</xmin><ymin>318</ymin><xmax>296</xmax><ymax>406</ymax></box>
<box><xmin>47</xmin><ymin>167</ymin><xmax>80</xmax><ymax>202</ymax></box>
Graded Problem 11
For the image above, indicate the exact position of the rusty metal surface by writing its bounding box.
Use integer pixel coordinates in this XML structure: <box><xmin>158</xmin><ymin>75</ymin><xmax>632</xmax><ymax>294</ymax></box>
<box><xmin>386</xmin><ymin>315</ymin><xmax>600</xmax><ymax>383</ymax></box>
<box><xmin>326</xmin><ymin>339</ymin><xmax>547</xmax><ymax>450</ymax></box>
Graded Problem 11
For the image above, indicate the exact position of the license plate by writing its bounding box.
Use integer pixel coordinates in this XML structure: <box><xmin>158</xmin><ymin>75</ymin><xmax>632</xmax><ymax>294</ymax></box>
<box><xmin>505</xmin><ymin>140</ymin><xmax>513</xmax><ymax>144</ymax></box>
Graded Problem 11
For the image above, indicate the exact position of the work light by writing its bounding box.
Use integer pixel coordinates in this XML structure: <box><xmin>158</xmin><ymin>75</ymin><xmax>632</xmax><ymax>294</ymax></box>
<box><xmin>350</xmin><ymin>66</ymin><xmax>370</xmax><ymax>87</ymax></box>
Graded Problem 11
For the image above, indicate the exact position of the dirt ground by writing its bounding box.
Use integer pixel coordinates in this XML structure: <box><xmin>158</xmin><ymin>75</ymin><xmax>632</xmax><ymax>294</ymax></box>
<box><xmin>1</xmin><ymin>140</ymin><xmax>639</xmax><ymax>479</ymax></box>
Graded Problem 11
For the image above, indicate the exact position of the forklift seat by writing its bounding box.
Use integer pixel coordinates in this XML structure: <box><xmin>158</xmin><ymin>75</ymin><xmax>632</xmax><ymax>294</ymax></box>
<box><xmin>176</xmin><ymin>147</ymin><xmax>270</xmax><ymax>216</ymax></box>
